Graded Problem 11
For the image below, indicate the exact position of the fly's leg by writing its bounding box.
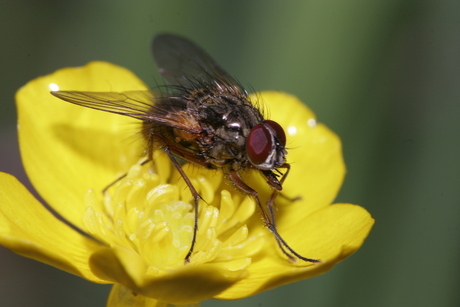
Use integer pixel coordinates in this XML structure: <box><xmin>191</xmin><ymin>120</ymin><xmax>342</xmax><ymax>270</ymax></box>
<box><xmin>102</xmin><ymin>159</ymin><xmax>149</xmax><ymax>194</ymax></box>
<box><xmin>278</xmin><ymin>193</ymin><xmax>302</xmax><ymax>202</ymax></box>
<box><xmin>231</xmin><ymin>169</ymin><xmax>321</xmax><ymax>264</ymax></box>
<box><xmin>163</xmin><ymin>146</ymin><xmax>203</xmax><ymax>263</ymax></box>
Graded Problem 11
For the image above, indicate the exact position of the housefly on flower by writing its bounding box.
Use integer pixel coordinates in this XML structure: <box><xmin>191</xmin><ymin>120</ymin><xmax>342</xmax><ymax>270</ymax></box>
<box><xmin>51</xmin><ymin>34</ymin><xmax>321</xmax><ymax>264</ymax></box>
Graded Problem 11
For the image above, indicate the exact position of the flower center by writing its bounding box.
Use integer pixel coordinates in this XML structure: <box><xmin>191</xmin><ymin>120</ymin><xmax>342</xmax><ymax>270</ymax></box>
<box><xmin>82</xmin><ymin>152</ymin><xmax>265</xmax><ymax>272</ymax></box>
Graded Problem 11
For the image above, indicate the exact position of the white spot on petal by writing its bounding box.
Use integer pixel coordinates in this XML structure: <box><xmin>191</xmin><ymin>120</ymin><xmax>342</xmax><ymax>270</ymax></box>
<box><xmin>49</xmin><ymin>83</ymin><xmax>60</xmax><ymax>91</ymax></box>
<box><xmin>307</xmin><ymin>118</ymin><xmax>317</xmax><ymax>127</ymax></box>
<box><xmin>287</xmin><ymin>126</ymin><xmax>297</xmax><ymax>136</ymax></box>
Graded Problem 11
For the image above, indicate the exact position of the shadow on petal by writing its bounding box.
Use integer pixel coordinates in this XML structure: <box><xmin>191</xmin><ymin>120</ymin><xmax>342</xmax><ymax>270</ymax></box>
<box><xmin>108</xmin><ymin>284</ymin><xmax>200</xmax><ymax>307</ymax></box>
<box><xmin>90</xmin><ymin>246</ymin><xmax>246</xmax><ymax>304</ymax></box>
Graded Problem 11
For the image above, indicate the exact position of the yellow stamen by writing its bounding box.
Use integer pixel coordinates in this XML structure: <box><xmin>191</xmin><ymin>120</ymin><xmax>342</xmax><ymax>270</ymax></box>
<box><xmin>82</xmin><ymin>154</ymin><xmax>264</xmax><ymax>273</ymax></box>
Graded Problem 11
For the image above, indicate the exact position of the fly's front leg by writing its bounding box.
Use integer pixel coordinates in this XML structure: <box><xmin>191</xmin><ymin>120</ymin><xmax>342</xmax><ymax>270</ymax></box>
<box><xmin>229</xmin><ymin>170</ymin><xmax>297</xmax><ymax>262</ymax></box>
<box><xmin>263</xmin><ymin>164</ymin><xmax>321</xmax><ymax>263</ymax></box>
<box><xmin>265</xmin><ymin>163</ymin><xmax>294</xmax><ymax>229</ymax></box>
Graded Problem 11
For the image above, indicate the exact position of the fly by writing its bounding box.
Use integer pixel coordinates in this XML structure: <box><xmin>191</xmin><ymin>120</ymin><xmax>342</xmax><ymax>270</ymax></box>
<box><xmin>51</xmin><ymin>34</ymin><xmax>321</xmax><ymax>264</ymax></box>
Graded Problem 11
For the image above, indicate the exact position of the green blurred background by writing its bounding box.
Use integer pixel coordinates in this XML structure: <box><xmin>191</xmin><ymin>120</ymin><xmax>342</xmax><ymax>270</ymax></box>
<box><xmin>1</xmin><ymin>1</ymin><xmax>459</xmax><ymax>306</ymax></box>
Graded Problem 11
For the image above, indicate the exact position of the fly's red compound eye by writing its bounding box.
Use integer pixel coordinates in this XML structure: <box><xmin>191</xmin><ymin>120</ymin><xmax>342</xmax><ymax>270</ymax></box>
<box><xmin>264</xmin><ymin>120</ymin><xmax>286</xmax><ymax>146</ymax></box>
<box><xmin>246</xmin><ymin>124</ymin><xmax>273</xmax><ymax>165</ymax></box>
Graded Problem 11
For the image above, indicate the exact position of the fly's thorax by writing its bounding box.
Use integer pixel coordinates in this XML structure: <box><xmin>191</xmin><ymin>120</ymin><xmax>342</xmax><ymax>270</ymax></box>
<box><xmin>181</xmin><ymin>89</ymin><xmax>263</xmax><ymax>168</ymax></box>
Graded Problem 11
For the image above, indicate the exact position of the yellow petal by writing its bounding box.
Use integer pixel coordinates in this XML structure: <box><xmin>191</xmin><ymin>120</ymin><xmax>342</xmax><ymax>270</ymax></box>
<box><xmin>90</xmin><ymin>246</ymin><xmax>245</xmax><ymax>304</ymax></box>
<box><xmin>0</xmin><ymin>172</ymin><xmax>106</xmax><ymax>283</ymax></box>
<box><xmin>216</xmin><ymin>204</ymin><xmax>374</xmax><ymax>299</ymax></box>
<box><xmin>16</xmin><ymin>62</ymin><xmax>148</xmax><ymax>228</ymax></box>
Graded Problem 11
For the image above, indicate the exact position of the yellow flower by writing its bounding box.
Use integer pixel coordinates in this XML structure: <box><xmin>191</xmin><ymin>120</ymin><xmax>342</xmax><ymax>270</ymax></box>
<box><xmin>0</xmin><ymin>62</ymin><xmax>374</xmax><ymax>306</ymax></box>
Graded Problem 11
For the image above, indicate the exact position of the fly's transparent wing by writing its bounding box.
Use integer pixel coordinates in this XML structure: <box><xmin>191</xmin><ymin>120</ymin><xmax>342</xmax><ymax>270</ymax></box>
<box><xmin>51</xmin><ymin>90</ymin><xmax>200</xmax><ymax>132</ymax></box>
<box><xmin>152</xmin><ymin>34</ymin><xmax>239</xmax><ymax>90</ymax></box>
<box><xmin>51</xmin><ymin>91</ymin><xmax>155</xmax><ymax>120</ymax></box>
